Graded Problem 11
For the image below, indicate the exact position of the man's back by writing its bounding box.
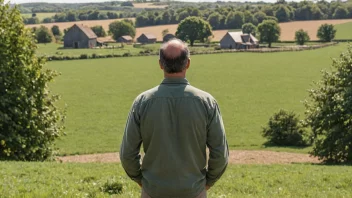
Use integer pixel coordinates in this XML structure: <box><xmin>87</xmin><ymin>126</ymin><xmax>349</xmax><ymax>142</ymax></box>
<box><xmin>120</xmin><ymin>39</ymin><xmax>228</xmax><ymax>198</ymax></box>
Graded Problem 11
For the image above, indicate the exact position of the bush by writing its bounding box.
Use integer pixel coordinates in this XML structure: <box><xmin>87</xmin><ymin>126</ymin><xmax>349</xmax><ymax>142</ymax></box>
<box><xmin>295</xmin><ymin>29</ymin><xmax>310</xmax><ymax>45</ymax></box>
<box><xmin>317</xmin><ymin>24</ymin><xmax>336</xmax><ymax>42</ymax></box>
<box><xmin>304</xmin><ymin>46</ymin><xmax>352</xmax><ymax>163</ymax></box>
<box><xmin>0</xmin><ymin>2</ymin><xmax>64</xmax><ymax>161</ymax></box>
<box><xmin>262</xmin><ymin>109</ymin><xmax>309</xmax><ymax>146</ymax></box>
<box><xmin>101</xmin><ymin>178</ymin><xmax>123</xmax><ymax>195</ymax></box>
<box><xmin>35</xmin><ymin>26</ymin><xmax>53</xmax><ymax>43</ymax></box>
<box><xmin>80</xmin><ymin>54</ymin><xmax>88</xmax><ymax>59</ymax></box>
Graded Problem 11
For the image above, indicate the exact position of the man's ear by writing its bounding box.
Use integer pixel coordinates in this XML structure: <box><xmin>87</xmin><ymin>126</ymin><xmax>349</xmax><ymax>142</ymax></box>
<box><xmin>159</xmin><ymin>60</ymin><xmax>164</xmax><ymax>70</ymax></box>
<box><xmin>186</xmin><ymin>58</ymin><xmax>190</xmax><ymax>70</ymax></box>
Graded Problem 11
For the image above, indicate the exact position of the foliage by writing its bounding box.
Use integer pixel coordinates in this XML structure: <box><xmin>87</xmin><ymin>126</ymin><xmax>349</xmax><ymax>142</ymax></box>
<box><xmin>317</xmin><ymin>24</ymin><xmax>336</xmax><ymax>42</ymax></box>
<box><xmin>35</xmin><ymin>26</ymin><xmax>53</xmax><ymax>44</ymax></box>
<box><xmin>295</xmin><ymin>29</ymin><xmax>310</xmax><ymax>45</ymax></box>
<box><xmin>262</xmin><ymin>110</ymin><xmax>309</xmax><ymax>146</ymax></box>
<box><xmin>242</xmin><ymin>23</ymin><xmax>257</xmax><ymax>36</ymax></box>
<box><xmin>226</xmin><ymin>11</ymin><xmax>245</xmax><ymax>29</ymax></box>
<box><xmin>121</xmin><ymin>1</ymin><xmax>133</xmax><ymax>7</ymax></box>
<box><xmin>101</xmin><ymin>178</ymin><xmax>123</xmax><ymax>195</ymax></box>
<box><xmin>304</xmin><ymin>46</ymin><xmax>352</xmax><ymax>163</ymax></box>
<box><xmin>257</xmin><ymin>20</ymin><xmax>281</xmax><ymax>47</ymax></box>
<box><xmin>176</xmin><ymin>16</ymin><xmax>212</xmax><ymax>46</ymax></box>
<box><xmin>109</xmin><ymin>20</ymin><xmax>136</xmax><ymax>41</ymax></box>
<box><xmin>0</xmin><ymin>1</ymin><xmax>64</xmax><ymax>161</ymax></box>
<box><xmin>161</xmin><ymin>29</ymin><xmax>169</xmax><ymax>37</ymax></box>
<box><xmin>208</xmin><ymin>12</ymin><xmax>222</xmax><ymax>30</ymax></box>
<box><xmin>254</xmin><ymin>11</ymin><xmax>267</xmax><ymax>24</ymax></box>
<box><xmin>333</xmin><ymin>6</ymin><xmax>349</xmax><ymax>19</ymax></box>
<box><xmin>91</xmin><ymin>25</ymin><xmax>106</xmax><ymax>37</ymax></box>
<box><xmin>51</xmin><ymin>25</ymin><xmax>61</xmax><ymax>36</ymax></box>
<box><xmin>275</xmin><ymin>5</ymin><xmax>291</xmax><ymax>22</ymax></box>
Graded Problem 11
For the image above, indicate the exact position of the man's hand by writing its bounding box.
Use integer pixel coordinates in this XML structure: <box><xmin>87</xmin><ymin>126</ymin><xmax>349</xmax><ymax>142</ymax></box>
<box><xmin>206</xmin><ymin>185</ymin><xmax>211</xmax><ymax>191</ymax></box>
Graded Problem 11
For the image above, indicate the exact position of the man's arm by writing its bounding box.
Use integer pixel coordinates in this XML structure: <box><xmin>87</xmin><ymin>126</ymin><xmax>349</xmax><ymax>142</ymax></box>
<box><xmin>206</xmin><ymin>101</ymin><xmax>229</xmax><ymax>188</ymax></box>
<box><xmin>120</xmin><ymin>100</ymin><xmax>143</xmax><ymax>185</ymax></box>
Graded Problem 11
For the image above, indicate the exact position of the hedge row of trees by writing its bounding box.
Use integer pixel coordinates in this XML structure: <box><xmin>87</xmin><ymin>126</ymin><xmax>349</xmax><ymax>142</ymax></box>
<box><xmin>134</xmin><ymin>1</ymin><xmax>352</xmax><ymax>28</ymax></box>
<box><xmin>23</xmin><ymin>10</ymin><xmax>135</xmax><ymax>24</ymax></box>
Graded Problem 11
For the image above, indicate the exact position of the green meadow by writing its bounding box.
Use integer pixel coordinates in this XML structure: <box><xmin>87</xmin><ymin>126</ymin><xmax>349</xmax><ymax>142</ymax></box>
<box><xmin>46</xmin><ymin>43</ymin><xmax>349</xmax><ymax>155</ymax></box>
<box><xmin>21</xmin><ymin>12</ymin><xmax>57</xmax><ymax>21</ymax></box>
<box><xmin>335</xmin><ymin>22</ymin><xmax>352</xmax><ymax>40</ymax></box>
<box><xmin>0</xmin><ymin>162</ymin><xmax>351</xmax><ymax>197</ymax></box>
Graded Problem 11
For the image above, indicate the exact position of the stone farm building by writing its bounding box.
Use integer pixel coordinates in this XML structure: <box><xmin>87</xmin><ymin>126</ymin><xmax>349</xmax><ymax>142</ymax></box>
<box><xmin>64</xmin><ymin>24</ymin><xmax>97</xmax><ymax>48</ymax></box>
<box><xmin>163</xmin><ymin>34</ymin><xmax>175</xmax><ymax>42</ymax></box>
<box><xmin>117</xmin><ymin>35</ymin><xmax>133</xmax><ymax>43</ymax></box>
<box><xmin>137</xmin><ymin>33</ymin><xmax>157</xmax><ymax>44</ymax></box>
<box><xmin>220</xmin><ymin>32</ymin><xmax>259</xmax><ymax>49</ymax></box>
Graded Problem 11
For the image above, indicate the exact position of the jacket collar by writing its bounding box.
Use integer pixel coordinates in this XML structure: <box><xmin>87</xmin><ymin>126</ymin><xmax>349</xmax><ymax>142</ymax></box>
<box><xmin>161</xmin><ymin>78</ymin><xmax>190</xmax><ymax>85</ymax></box>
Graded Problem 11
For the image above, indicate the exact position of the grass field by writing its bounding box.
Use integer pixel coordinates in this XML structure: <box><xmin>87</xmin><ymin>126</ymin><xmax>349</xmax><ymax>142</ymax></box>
<box><xmin>335</xmin><ymin>22</ymin><xmax>352</xmax><ymax>40</ymax></box>
<box><xmin>46</xmin><ymin>43</ymin><xmax>348</xmax><ymax>155</ymax></box>
<box><xmin>21</xmin><ymin>12</ymin><xmax>57</xmax><ymax>21</ymax></box>
<box><xmin>1</xmin><ymin>162</ymin><xmax>351</xmax><ymax>197</ymax></box>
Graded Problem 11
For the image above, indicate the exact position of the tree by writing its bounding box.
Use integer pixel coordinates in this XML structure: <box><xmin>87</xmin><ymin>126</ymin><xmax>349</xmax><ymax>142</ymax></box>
<box><xmin>35</xmin><ymin>26</ymin><xmax>53</xmax><ymax>43</ymax></box>
<box><xmin>304</xmin><ymin>46</ymin><xmax>352</xmax><ymax>163</ymax></box>
<box><xmin>0</xmin><ymin>1</ymin><xmax>64</xmax><ymax>161</ymax></box>
<box><xmin>254</xmin><ymin>11</ymin><xmax>267</xmax><ymax>24</ymax></box>
<box><xmin>295</xmin><ymin>29</ymin><xmax>310</xmax><ymax>45</ymax></box>
<box><xmin>176</xmin><ymin>16</ymin><xmax>212</xmax><ymax>46</ymax></box>
<box><xmin>26</xmin><ymin>17</ymin><xmax>39</xmax><ymax>24</ymax></box>
<box><xmin>98</xmin><ymin>13</ymin><xmax>108</xmax><ymax>20</ymax></box>
<box><xmin>121</xmin><ymin>1</ymin><xmax>134</xmax><ymax>7</ymax></box>
<box><xmin>243</xmin><ymin>11</ymin><xmax>255</xmax><ymax>24</ymax></box>
<box><xmin>42</xmin><ymin>17</ymin><xmax>53</xmax><ymax>23</ymax></box>
<box><xmin>333</xmin><ymin>6</ymin><xmax>348</xmax><ymax>19</ymax></box>
<box><xmin>207</xmin><ymin>12</ymin><xmax>221</xmax><ymax>29</ymax></box>
<box><xmin>51</xmin><ymin>25</ymin><xmax>61</xmax><ymax>36</ymax></box>
<box><xmin>177</xmin><ymin>10</ymin><xmax>190</xmax><ymax>22</ymax></box>
<box><xmin>275</xmin><ymin>5</ymin><xmax>290</xmax><ymax>22</ymax></box>
<box><xmin>109</xmin><ymin>20</ymin><xmax>136</xmax><ymax>41</ymax></box>
<box><xmin>257</xmin><ymin>20</ymin><xmax>281</xmax><ymax>47</ymax></box>
<box><xmin>226</xmin><ymin>11</ymin><xmax>244</xmax><ymax>29</ymax></box>
<box><xmin>317</xmin><ymin>24</ymin><xmax>336</xmax><ymax>42</ymax></box>
<box><xmin>66</xmin><ymin>11</ymin><xmax>77</xmax><ymax>21</ymax></box>
<box><xmin>162</xmin><ymin>29</ymin><xmax>169</xmax><ymax>37</ymax></box>
<box><xmin>242</xmin><ymin>23</ymin><xmax>257</xmax><ymax>36</ymax></box>
<box><xmin>264</xmin><ymin>16</ymin><xmax>278</xmax><ymax>22</ymax></box>
<box><xmin>91</xmin><ymin>25</ymin><xmax>106</xmax><ymax>37</ymax></box>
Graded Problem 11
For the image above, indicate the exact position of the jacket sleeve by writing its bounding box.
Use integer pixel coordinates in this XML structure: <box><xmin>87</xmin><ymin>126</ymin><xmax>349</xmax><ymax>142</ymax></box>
<box><xmin>120</xmin><ymin>99</ymin><xmax>143</xmax><ymax>184</ymax></box>
<box><xmin>206</xmin><ymin>100</ymin><xmax>229</xmax><ymax>187</ymax></box>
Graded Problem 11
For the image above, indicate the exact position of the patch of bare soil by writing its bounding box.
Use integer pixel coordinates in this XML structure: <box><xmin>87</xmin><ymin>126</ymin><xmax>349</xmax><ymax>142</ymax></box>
<box><xmin>58</xmin><ymin>150</ymin><xmax>320</xmax><ymax>164</ymax></box>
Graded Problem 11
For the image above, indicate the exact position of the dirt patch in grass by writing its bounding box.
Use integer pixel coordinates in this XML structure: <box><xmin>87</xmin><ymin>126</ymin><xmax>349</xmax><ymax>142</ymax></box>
<box><xmin>58</xmin><ymin>150</ymin><xmax>320</xmax><ymax>164</ymax></box>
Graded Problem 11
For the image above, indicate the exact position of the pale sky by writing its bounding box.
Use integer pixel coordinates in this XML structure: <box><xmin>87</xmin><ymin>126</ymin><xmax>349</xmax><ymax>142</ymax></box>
<box><xmin>7</xmin><ymin>0</ymin><xmax>291</xmax><ymax>4</ymax></box>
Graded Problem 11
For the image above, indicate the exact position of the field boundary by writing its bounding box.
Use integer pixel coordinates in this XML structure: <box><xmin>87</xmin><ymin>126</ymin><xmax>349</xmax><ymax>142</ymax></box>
<box><xmin>44</xmin><ymin>42</ymin><xmax>338</xmax><ymax>62</ymax></box>
<box><xmin>57</xmin><ymin>150</ymin><xmax>320</xmax><ymax>164</ymax></box>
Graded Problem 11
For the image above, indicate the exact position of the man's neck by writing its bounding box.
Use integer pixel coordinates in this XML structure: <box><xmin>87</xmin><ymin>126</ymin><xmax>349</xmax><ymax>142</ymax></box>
<box><xmin>164</xmin><ymin>72</ymin><xmax>186</xmax><ymax>79</ymax></box>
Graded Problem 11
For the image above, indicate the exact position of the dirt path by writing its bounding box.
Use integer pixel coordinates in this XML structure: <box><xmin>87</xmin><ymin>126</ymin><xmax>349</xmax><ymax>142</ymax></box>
<box><xmin>58</xmin><ymin>150</ymin><xmax>320</xmax><ymax>164</ymax></box>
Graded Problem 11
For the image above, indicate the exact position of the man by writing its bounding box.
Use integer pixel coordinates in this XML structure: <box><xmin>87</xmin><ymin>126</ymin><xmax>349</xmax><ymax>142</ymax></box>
<box><xmin>120</xmin><ymin>39</ymin><xmax>229</xmax><ymax>198</ymax></box>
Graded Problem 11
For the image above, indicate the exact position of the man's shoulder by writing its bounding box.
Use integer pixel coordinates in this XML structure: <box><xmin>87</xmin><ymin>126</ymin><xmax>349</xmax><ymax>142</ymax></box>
<box><xmin>185</xmin><ymin>85</ymin><xmax>216</xmax><ymax>102</ymax></box>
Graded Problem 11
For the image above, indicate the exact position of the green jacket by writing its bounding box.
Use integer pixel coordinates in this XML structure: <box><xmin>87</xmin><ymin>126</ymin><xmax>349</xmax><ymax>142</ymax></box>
<box><xmin>120</xmin><ymin>78</ymin><xmax>229</xmax><ymax>198</ymax></box>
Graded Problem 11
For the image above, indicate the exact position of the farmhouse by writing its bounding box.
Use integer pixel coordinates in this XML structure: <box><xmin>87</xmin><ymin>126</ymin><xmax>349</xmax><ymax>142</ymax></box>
<box><xmin>163</xmin><ymin>34</ymin><xmax>175</xmax><ymax>42</ymax></box>
<box><xmin>64</xmin><ymin>24</ymin><xmax>97</xmax><ymax>48</ymax></box>
<box><xmin>220</xmin><ymin>31</ymin><xmax>259</xmax><ymax>49</ymax></box>
<box><xmin>117</xmin><ymin>35</ymin><xmax>133</xmax><ymax>43</ymax></box>
<box><xmin>137</xmin><ymin>33</ymin><xmax>157</xmax><ymax>44</ymax></box>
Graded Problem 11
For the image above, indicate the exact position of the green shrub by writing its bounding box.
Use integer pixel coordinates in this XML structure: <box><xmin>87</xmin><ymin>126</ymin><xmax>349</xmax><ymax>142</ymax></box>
<box><xmin>0</xmin><ymin>2</ymin><xmax>64</xmax><ymax>161</ymax></box>
<box><xmin>80</xmin><ymin>54</ymin><xmax>88</xmax><ymax>59</ymax></box>
<box><xmin>122</xmin><ymin>52</ymin><xmax>131</xmax><ymax>57</ymax></box>
<box><xmin>262</xmin><ymin>109</ymin><xmax>309</xmax><ymax>146</ymax></box>
<box><xmin>304</xmin><ymin>45</ymin><xmax>352</xmax><ymax>163</ymax></box>
<box><xmin>101</xmin><ymin>178</ymin><xmax>123</xmax><ymax>195</ymax></box>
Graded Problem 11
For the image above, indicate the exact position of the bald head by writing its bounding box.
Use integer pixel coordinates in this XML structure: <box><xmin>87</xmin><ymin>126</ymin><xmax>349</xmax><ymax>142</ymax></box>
<box><xmin>159</xmin><ymin>39</ymin><xmax>190</xmax><ymax>74</ymax></box>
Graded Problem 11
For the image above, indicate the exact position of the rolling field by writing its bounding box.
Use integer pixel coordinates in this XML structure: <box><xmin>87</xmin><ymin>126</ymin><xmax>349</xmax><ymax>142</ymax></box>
<box><xmin>1</xmin><ymin>162</ymin><xmax>351</xmax><ymax>197</ymax></box>
<box><xmin>21</xmin><ymin>12</ymin><xmax>57</xmax><ymax>20</ymax></box>
<box><xmin>279</xmin><ymin>19</ymin><xmax>352</xmax><ymax>41</ymax></box>
<box><xmin>335</xmin><ymin>22</ymin><xmax>352</xmax><ymax>39</ymax></box>
<box><xmin>47</xmin><ymin>43</ymin><xmax>348</xmax><ymax>155</ymax></box>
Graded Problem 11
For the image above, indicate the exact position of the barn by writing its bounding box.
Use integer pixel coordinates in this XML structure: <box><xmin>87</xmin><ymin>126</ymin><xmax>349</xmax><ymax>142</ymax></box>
<box><xmin>220</xmin><ymin>31</ymin><xmax>259</xmax><ymax>50</ymax></box>
<box><xmin>137</xmin><ymin>33</ymin><xmax>157</xmax><ymax>44</ymax></box>
<box><xmin>163</xmin><ymin>34</ymin><xmax>175</xmax><ymax>42</ymax></box>
<box><xmin>64</xmin><ymin>24</ymin><xmax>97</xmax><ymax>48</ymax></box>
<box><xmin>117</xmin><ymin>35</ymin><xmax>133</xmax><ymax>43</ymax></box>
